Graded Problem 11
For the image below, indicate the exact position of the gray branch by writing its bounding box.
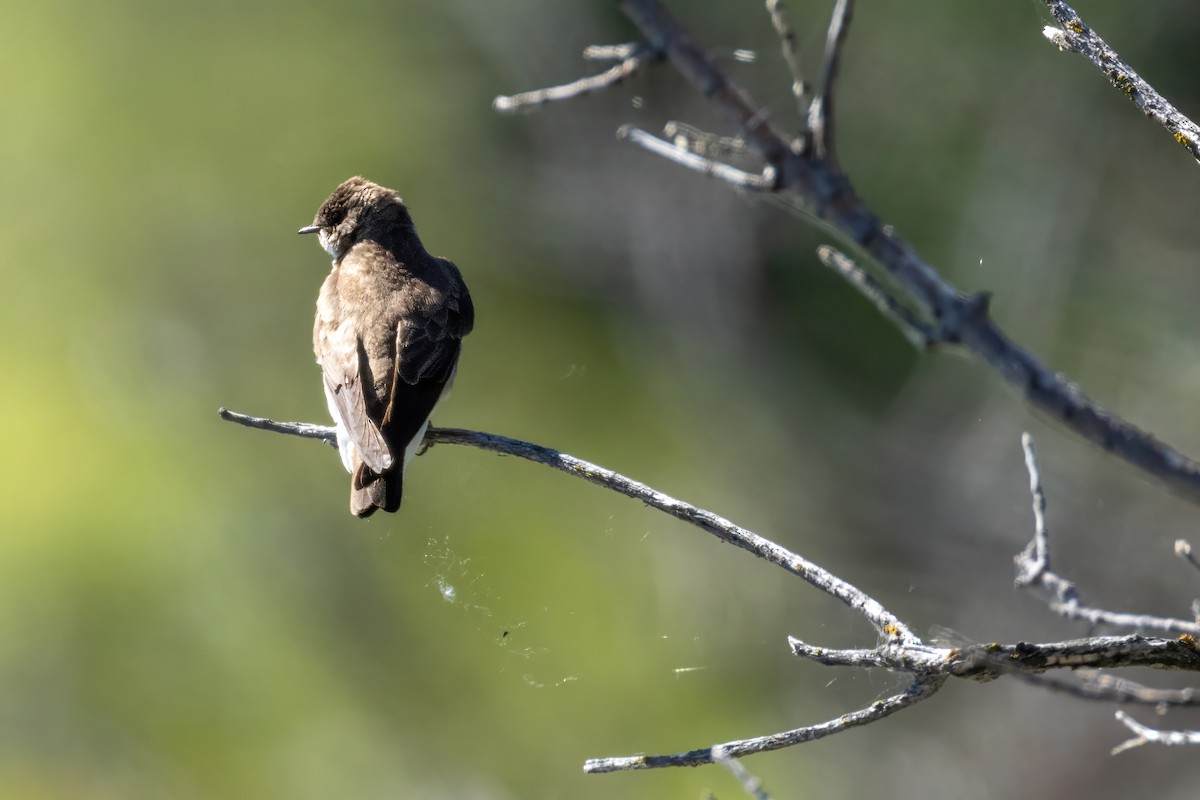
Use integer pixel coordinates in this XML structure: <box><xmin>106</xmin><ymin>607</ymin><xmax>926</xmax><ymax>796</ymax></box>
<box><xmin>1112</xmin><ymin>711</ymin><xmax>1200</xmax><ymax>755</ymax></box>
<box><xmin>602</xmin><ymin>0</ymin><xmax>1200</xmax><ymax>506</ymax></box>
<box><xmin>790</xmin><ymin>634</ymin><xmax>1200</xmax><ymax>678</ymax></box>
<box><xmin>1013</xmin><ymin>432</ymin><xmax>1200</xmax><ymax>636</ymax></box>
<box><xmin>806</xmin><ymin>0</ymin><xmax>853</xmax><ymax>168</ymax></box>
<box><xmin>493</xmin><ymin>42</ymin><xmax>658</xmax><ymax>113</ymax></box>
<box><xmin>764</xmin><ymin>0</ymin><xmax>809</xmax><ymax>126</ymax></box>
<box><xmin>217</xmin><ymin>407</ymin><xmax>913</xmax><ymax>642</ymax></box>
<box><xmin>1041</xmin><ymin>0</ymin><xmax>1200</xmax><ymax>163</ymax></box>
<box><xmin>618</xmin><ymin>125</ymin><xmax>778</xmax><ymax>191</ymax></box>
<box><xmin>584</xmin><ymin>678</ymin><xmax>943</xmax><ymax>773</ymax></box>
<box><xmin>1020</xmin><ymin>670</ymin><xmax>1199</xmax><ymax>708</ymax></box>
<box><xmin>221</xmin><ymin>407</ymin><xmax>1200</xmax><ymax>764</ymax></box>
<box><xmin>1011</xmin><ymin>431</ymin><xmax>1200</xmax><ymax>748</ymax></box>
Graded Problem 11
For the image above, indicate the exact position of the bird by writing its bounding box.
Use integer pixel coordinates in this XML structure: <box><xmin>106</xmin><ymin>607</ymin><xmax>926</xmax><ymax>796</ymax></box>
<box><xmin>301</xmin><ymin>177</ymin><xmax>474</xmax><ymax>517</ymax></box>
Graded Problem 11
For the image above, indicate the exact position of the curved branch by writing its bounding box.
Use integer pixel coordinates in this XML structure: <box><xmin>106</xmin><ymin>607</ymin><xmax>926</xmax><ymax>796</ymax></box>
<box><xmin>584</xmin><ymin>677</ymin><xmax>943</xmax><ymax>773</ymax></box>
<box><xmin>217</xmin><ymin>407</ymin><xmax>913</xmax><ymax>642</ymax></box>
<box><xmin>221</xmin><ymin>409</ymin><xmax>1200</xmax><ymax>764</ymax></box>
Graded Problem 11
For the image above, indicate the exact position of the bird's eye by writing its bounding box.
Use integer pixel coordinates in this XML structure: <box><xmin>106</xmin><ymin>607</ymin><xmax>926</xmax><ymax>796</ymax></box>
<box><xmin>320</xmin><ymin>202</ymin><xmax>350</xmax><ymax>227</ymax></box>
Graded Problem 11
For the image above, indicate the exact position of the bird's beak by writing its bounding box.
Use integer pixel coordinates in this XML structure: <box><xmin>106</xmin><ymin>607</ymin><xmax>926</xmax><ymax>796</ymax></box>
<box><xmin>297</xmin><ymin>224</ymin><xmax>320</xmax><ymax>235</ymax></box>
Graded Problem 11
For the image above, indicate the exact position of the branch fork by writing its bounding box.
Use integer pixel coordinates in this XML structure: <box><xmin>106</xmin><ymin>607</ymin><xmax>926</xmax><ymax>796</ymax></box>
<box><xmin>220</xmin><ymin>405</ymin><xmax>1200</xmax><ymax>765</ymax></box>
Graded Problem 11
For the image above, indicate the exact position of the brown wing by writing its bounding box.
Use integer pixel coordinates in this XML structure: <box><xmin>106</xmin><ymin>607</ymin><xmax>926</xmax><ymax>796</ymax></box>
<box><xmin>379</xmin><ymin>267</ymin><xmax>474</xmax><ymax>452</ymax></box>
<box><xmin>316</xmin><ymin>314</ymin><xmax>394</xmax><ymax>473</ymax></box>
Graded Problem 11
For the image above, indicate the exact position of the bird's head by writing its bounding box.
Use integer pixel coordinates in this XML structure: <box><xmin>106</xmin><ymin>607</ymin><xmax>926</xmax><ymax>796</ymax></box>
<box><xmin>298</xmin><ymin>176</ymin><xmax>413</xmax><ymax>260</ymax></box>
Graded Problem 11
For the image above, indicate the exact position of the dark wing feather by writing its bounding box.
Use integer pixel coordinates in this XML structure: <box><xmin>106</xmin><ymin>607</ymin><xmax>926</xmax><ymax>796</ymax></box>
<box><xmin>380</xmin><ymin>269</ymin><xmax>473</xmax><ymax>451</ymax></box>
<box><xmin>316</xmin><ymin>316</ymin><xmax>394</xmax><ymax>473</ymax></box>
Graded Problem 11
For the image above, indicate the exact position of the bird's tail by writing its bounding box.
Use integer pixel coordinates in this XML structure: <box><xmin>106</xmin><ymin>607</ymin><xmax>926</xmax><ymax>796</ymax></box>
<box><xmin>350</xmin><ymin>462</ymin><xmax>403</xmax><ymax>518</ymax></box>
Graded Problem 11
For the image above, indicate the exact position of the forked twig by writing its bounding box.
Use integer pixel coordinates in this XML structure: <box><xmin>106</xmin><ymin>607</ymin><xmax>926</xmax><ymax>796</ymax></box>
<box><xmin>1013</xmin><ymin>433</ymin><xmax>1200</xmax><ymax>636</ymax></box>
<box><xmin>1112</xmin><ymin>710</ymin><xmax>1200</xmax><ymax>755</ymax></box>
<box><xmin>494</xmin><ymin>43</ymin><xmax>658</xmax><ymax>113</ymax></box>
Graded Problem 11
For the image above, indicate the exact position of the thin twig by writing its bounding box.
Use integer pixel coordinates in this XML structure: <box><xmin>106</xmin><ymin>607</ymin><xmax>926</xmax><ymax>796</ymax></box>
<box><xmin>764</xmin><ymin>0</ymin><xmax>808</xmax><ymax>123</ymax></box>
<box><xmin>217</xmin><ymin>408</ymin><xmax>338</xmax><ymax>446</ymax></box>
<box><xmin>1041</xmin><ymin>0</ymin><xmax>1200</xmax><ymax>163</ymax></box>
<box><xmin>618</xmin><ymin>125</ymin><xmax>778</xmax><ymax>190</ymax></box>
<box><xmin>1111</xmin><ymin>710</ymin><xmax>1200</xmax><ymax>755</ymax></box>
<box><xmin>1013</xmin><ymin>432</ymin><xmax>1200</xmax><ymax>635</ymax></box>
<box><xmin>583</xmin><ymin>677</ymin><xmax>944</xmax><ymax>773</ymax></box>
<box><xmin>582</xmin><ymin>42</ymin><xmax>641</xmax><ymax>61</ymax></box>
<box><xmin>1014</xmin><ymin>432</ymin><xmax>1051</xmax><ymax>587</ymax></box>
<box><xmin>710</xmin><ymin>746</ymin><xmax>772</xmax><ymax>800</ymax></box>
<box><xmin>663</xmin><ymin>121</ymin><xmax>752</xmax><ymax>161</ymax></box>
<box><xmin>807</xmin><ymin>0</ymin><xmax>853</xmax><ymax>168</ymax></box>
<box><xmin>1040</xmin><ymin>599</ymin><xmax>1200</xmax><ymax>636</ymax></box>
<box><xmin>816</xmin><ymin>246</ymin><xmax>935</xmax><ymax>349</ymax></box>
<box><xmin>1020</xmin><ymin>670</ymin><xmax>1200</xmax><ymax>707</ymax></box>
<box><xmin>493</xmin><ymin>44</ymin><xmax>656</xmax><ymax>113</ymax></box>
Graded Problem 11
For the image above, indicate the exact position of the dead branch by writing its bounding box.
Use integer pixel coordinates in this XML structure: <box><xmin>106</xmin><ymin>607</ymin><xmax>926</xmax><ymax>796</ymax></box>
<box><xmin>494</xmin><ymin>0</ymin><xmax>1200</xmax><ymax>507</ymax></box>
<box><xmin>1041</xmin><ymin>0</ymin><xmax>1200</xmax><ymax>163</ymax></box>
<box><xmin>220</xmin><ymin>406</ymin><xmax>1200</xmax><ymax>765</ymax></box>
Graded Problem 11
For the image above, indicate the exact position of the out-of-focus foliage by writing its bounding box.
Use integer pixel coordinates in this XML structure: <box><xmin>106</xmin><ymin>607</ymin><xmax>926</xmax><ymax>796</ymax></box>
<box><xmin>2</xmin><ymin>0</ymin><xmax>1199</xmax><ymax>797</ymax></box>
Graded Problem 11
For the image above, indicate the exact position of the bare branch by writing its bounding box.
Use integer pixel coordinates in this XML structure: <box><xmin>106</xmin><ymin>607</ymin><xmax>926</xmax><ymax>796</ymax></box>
<box><xmin>663</xmin><ymin>120</ymin><xmax>752</xmax><ymax>161</ymax></box>
<box><xmin>1041</xmin><ymin>0</ymin><xmax>1200</xmax><ymax>163</ymax></box>
<box><xmin>1014</xmin><ymin>431</ymin><xmax>1053</xmax><ymax>587</ymax></box>
<box><xmin>710</xmin><ymin>746</ymin><xmax>772</xmax><ymax>800</ymax></box>
<box><xmin>764</xmin><ymin>0</ymin><xmax>808</xmax><ymax>122</ymax></box>
<box><xmin>816</xmin><ymin>246</ymin><xmax>934</xmax><ymax>349</ymax></box>
<box><xmin>582</xmin><ymin>42</ymin><xmax>641</xmax><ymax>61</ymax></box>
<box><xmin>1020</xmin><ymin>670</ymin><xmax>1200</xmax><ymax>708</ymax></box>
<box><xmin>217</xmin><ymin>407</ymin><xmax>338</xmax><ymax>447</ymax></box>
<box><xmin>217</xmin><ymin>406</ymin><xmax>914</xmax><ymax>642</ymax></box>
<box><xmin>618</xmin><ymin>125</ymin><xmax>778</xmax><ymax>190</ymax></box>
<box><xmin>601</xmin><ymin>0</ymin><xmax>1200</xmax><ymax>506</ymax></box>
<box><xmin>583</xmin><ymin>678</ymin><xmax>944</xmax><ymax>773</ymax></box>
<box><xmin>1040</xmin><ymin>601</ymin><xmax>1200</xmax><ymax>637</ymax></box>
<box><xmin>1111</xmin><ymin>710</ymin><xmax>1200</xmax><ymax>755</ymax></box>
<box><xmin>223</xmin><ymin>407</ymin><xmax>1200</xmax><ymax>765</ymax></box>
<box><xmin>807</xmin><ymin>0</ymin><xmax>853</xmax><ymax>168</ymax></box>
<box><xmin>1014</xmin><ymin>432</ymin><xmax>1200</xmax><ymax>636</ymax></box>
<box><xmin>791</xmin><ymin>634</ymin><xmax>1200</xmax><ymax>679</ymax></box>
<box><xmin>493</xmin><ymin>43</ymin><xmax>656</xmax><ymax>113</ymax></box>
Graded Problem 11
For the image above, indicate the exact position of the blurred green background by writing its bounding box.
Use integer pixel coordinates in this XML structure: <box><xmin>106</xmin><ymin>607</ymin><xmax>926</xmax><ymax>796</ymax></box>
<box><xmin>4</xmin><ymin>0</ymin><xmax>1200</xmax><ymax>797</ymax></box>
